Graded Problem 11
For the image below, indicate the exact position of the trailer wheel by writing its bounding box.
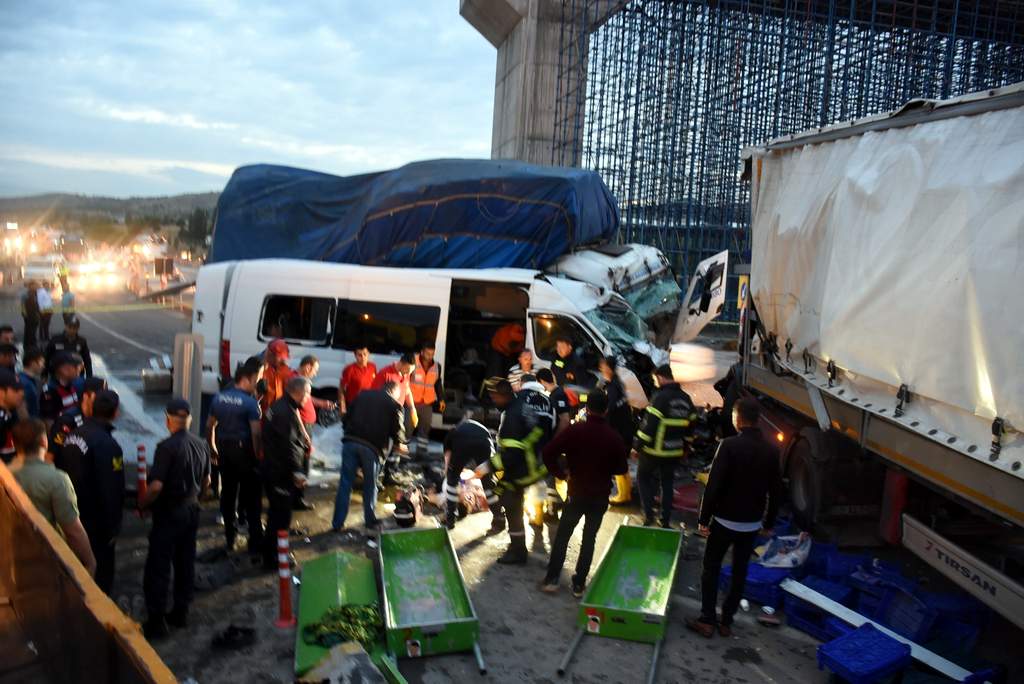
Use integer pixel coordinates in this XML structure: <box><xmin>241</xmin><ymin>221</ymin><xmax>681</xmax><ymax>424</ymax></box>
<box><xmin>787</xmin><ymin>433</ymin><xmax>824</xmax><ymax>530</ymax></box>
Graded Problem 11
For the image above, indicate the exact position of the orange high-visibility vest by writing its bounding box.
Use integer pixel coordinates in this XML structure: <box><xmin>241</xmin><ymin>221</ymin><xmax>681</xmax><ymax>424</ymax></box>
<box><xmin>410</xmin><ymin>358</ymin><xmax>439</xmax><ymax>405</ymax></box>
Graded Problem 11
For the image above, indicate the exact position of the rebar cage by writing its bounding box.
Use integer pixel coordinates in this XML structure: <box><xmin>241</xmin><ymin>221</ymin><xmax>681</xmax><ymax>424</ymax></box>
<box><xmin>552</xmin><ymin>0</ymin><xmax>1024</xmax><ymax>318</ymax></box>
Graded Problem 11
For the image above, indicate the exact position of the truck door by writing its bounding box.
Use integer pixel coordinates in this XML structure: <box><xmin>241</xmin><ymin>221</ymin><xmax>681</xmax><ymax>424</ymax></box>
<box><xmin>672</xmin><ymin>249</ymin><xmax>729</xmax><ymax>343</ymax></box>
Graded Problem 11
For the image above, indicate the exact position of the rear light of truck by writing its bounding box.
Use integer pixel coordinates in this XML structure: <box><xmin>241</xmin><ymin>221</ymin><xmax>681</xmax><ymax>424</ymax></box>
<box><xmin>219</xmin><ymin>339</ymin><xmax>231</xmax><ymax>381</ymax></box>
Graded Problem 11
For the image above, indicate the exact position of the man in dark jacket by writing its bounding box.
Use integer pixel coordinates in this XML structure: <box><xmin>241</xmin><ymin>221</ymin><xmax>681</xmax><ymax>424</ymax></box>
<box><xmin>551</xmin><ymin>335</ymin><xmax>589</xmax><ymax>387</ymax></box>
<box><xmin>57</xmin><ymin>389</ymin><xmax>124</xmax><ymax>595</ymax></box>
<box><xmin>261</xmin><ymin>376</ymin><xmax>311</xmax><ymax>569</ymax></box>
<box><xmin>45</xmin><ymin>316</ymin><xmax>93</xmax><ymax>378</ymax></box>
<box><xmin>49</xmin><ymin>376</ymin><xmax>106</xmax><ymax>465</ymax></box>
<box><xmin>687</xmin><ymin>397</ymin><xmax>783</xmax><ymax>638</ymax></box>
<box><xmin>40</xmin><ymin>352</ymin><xmax>83</xmax><ymax>425</ymax></box>
<box><xmin>442</xmin><ymin>418</ymin><xmax>500</xmax><ymax>532</ymax></box>
<box><xmin>632</xmin><ymin>364</ymin><xmax>698</xmax><ymax>528</ymax></box>
<box><xmin>331</xmin><ymin>381</ymin><xmax>406</xmax><ymax>532</ymax></box>
<box><xmin>540</xmin><ymin>390</ymin><xmax>628</xmax><ymax>597</ymax></box>
<box><xmin>141</xmin><ymin>398</ymin><xmax>211</xmax><ymax>639</ymax></box>
<box><xmin>0</xmin><ymin>370</ymin><xmax>25</xmax><ymax>464</ymax></box>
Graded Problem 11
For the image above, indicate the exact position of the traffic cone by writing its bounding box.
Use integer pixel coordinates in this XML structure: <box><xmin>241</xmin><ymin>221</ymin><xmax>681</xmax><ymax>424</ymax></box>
<box><xmin>274</xmin><ymin>531</ymin><xmax>296</xmax><ymax>628</ymax></box>
<box><xmin>136</xmin><ymin>444</ymin><xmax>147</xmax><ymax>515</ymax></box>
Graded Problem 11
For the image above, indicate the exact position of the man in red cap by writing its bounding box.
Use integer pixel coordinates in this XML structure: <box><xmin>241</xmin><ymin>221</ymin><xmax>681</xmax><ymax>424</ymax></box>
<box><xmin>260</xmin><ymin>339</ymin><xmax>296</xmax><ymax>416</ymax></box>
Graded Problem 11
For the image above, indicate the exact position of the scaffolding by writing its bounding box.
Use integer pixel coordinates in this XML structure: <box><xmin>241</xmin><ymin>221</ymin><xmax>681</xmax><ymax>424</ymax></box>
<box><xmin>553</xmin><ymin>0</ymin><xmax>1024</xmax><ymax>318</ymax></box>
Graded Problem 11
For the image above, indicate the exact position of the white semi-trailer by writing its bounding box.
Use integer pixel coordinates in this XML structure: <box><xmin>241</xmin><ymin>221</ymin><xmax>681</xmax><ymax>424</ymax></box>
<box><xmin>739</xmin><ymin>83</ymin><xmax>1024</xmax><ymax>628</ymax></box>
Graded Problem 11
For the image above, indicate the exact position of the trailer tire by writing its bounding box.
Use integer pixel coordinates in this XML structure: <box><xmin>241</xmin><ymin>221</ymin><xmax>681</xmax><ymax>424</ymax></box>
<box><xmin>786</xmin><ymin>429</ymin><xmax>830</xmax><ymax>530</ymax></box>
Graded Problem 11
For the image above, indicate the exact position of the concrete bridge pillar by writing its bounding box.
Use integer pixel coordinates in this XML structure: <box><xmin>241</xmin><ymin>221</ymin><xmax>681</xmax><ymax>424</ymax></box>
<box><xmin>460</xmin><ymin>0</ymin><xmax>566</xmax><ymax>164</ymax></box>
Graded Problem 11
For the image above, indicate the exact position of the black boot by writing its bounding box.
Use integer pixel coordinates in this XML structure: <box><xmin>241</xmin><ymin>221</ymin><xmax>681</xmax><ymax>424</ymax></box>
<box><xmin>144</xmin><ymin>614</ymin><xmax>170</xmax><ymax>640</ymax></box>
<box><xmin>497</xmin><ymin>538</ymin><xmax>528</xmax><ymax>565</ymax></box>
<box><xmin>167</xmin><ymin>606</ymin><xmax>188</xmax><ymax>629</ymax></box>
<box><xmin>486</xmin><ymin>513</ymin><xmax>506</xmax><ymax>536</ymax></box>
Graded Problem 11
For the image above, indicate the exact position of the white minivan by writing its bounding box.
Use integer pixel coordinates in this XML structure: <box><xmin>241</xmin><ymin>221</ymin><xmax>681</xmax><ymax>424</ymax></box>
<box><xmin>192</xmin><ymin>258</ymin><xmax>662</xmax><ymax>428</ymax></box>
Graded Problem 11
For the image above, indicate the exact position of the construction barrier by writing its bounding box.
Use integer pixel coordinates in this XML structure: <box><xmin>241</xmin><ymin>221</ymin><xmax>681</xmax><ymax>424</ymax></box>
<box><xmin>0</xmin><ymin>461</ymin><xmax>175</xmax><ymax>683</ymax></box>
<box><xmin>276</xmin><ymin>530</ymin><xmax>296</xmax><ymax>628</ymax></box>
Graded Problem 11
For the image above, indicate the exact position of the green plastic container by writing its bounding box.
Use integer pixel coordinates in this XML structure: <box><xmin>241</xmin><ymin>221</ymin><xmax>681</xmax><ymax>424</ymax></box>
<box><xmin>578</xmin><ymin>525</ymin><xmax>682</xmax><ymax>644</ymax></box>
<box><xmin>379</xmin><ymin>527</ymin><xmax>481</xmax><ymax>663</ymax></box>
<box><xmin>294</xmin><ymin>551</ymin><xmax>380</xmax><ymax>676</ymax></box>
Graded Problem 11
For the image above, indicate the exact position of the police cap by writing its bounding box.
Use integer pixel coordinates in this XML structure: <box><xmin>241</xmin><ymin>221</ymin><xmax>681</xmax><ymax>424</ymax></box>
<box><xmin>165</xmin><ymin>397</ymin><xmax>191</xmax><ymax>418</ymax></box>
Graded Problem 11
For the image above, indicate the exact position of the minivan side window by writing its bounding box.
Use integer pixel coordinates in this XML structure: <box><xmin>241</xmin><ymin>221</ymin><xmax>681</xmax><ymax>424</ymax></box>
<box><xmin>259</xmin><ymin>295</ymin><xmax>335</xmax><ymax>345</ymax></box>
<box><xmin>334</xmin><ymin>300</ymin><xmax>441</xmax><ymax>355</ymax></box>
<box><xmin>531</xmin><ymin>313</ymin><xmax>600</xmax><ymax>366</ymax></box>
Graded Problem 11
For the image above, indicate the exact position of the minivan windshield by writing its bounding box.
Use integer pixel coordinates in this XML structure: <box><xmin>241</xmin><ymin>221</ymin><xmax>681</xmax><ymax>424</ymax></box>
<box><xmin>583</xmin><ymin>294</ymin><xmax>650</xmax><ymax>352</ymax></box>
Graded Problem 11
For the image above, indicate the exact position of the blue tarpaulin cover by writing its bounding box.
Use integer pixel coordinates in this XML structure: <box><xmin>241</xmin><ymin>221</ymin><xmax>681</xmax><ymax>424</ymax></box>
<box><xmin>209</xmin><ymin>159</ymin><xmax>619</xmax><ymax>269</ymax></box>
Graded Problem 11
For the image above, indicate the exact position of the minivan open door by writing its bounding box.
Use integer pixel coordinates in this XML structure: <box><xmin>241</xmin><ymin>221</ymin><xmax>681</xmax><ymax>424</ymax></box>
<box><xmin>672</xmin><ymin>249</ymin><xmax>729</xmax><ymax>343</ymax></box>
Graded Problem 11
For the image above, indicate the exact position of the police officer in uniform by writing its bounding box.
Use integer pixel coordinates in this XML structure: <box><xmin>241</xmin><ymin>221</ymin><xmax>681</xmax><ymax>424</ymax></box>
<box><xmin>40</xmin><ymin>352</ymin><xmax>83</xmax><ymax>425</ymax></box>
<box><xmin>58</xmin><ymin>389</ymin><xmax>124</xmax><ymax>594</ymax></box>
<box><xmin>141</xmin><ymin>399</ymin><xmax>211</xmax><ymax>639</ymax></box>
<box><xmin>486</xmin><ymin>377</ymin><xmax>555</xmax><ymax>564</ymax></box>
<box><xmin>45</xmin><ymin>316</ymin><xmax>93</xmax><ymax>378</ymax></box>
<box><xmin>48</xmin><ymin>377</ymin><xmax>106</xmax><ymax>465</ymax></box>
<box><xmin>206</xmin><ymin>359</ymin><xmax>263</xmax><ymax>555</ymax></box>
<box><xmin>632</xmin><ymin>364</ymin><xmax>698</xmax><ymax>528</ymax></box>
<box><xmin>442</xmin><ymin>418</ymin><xmax>502</xmax><ymax>532</ymax></box>
<box><xmin>0</xmin><ymin>370</ymin><xmax>25</xmax><ymax>464</ymax></box>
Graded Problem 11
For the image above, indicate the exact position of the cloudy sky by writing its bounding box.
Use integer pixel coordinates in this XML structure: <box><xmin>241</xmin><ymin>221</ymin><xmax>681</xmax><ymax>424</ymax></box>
<box><xmin>0</xmin><ymin>1</ymin><xmax>495</xmax><ymax>198</ymax></box>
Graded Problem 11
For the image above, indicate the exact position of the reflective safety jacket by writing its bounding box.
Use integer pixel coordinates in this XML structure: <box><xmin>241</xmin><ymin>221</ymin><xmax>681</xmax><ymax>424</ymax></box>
<box><xmin>491</xmin><ymin>383</ymin><xmax>555</xmax><ymax>490</ymax></box>
<box><xmin>633</xmin><ymin>382</ymin><xmax>697</xmax><ymax>458</ymax></box>
<box><xmin>410</xmin><ymin>357</ymin><xmax>442</xmax><ymax>406</ymax></box>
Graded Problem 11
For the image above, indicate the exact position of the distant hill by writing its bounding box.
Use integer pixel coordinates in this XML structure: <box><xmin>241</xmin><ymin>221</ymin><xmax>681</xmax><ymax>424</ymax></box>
<box><xmin>0</xmin><ymin>191</ymin><xmax>220</xmax><ymax>222</ymax></box>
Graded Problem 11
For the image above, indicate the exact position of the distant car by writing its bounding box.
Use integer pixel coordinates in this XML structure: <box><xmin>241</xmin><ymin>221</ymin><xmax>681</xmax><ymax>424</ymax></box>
<box><xmin>67</xmin><ymin>256</ymin><xmax>122</xmax><ymax>292</ymax></box>
<box><xmin>22</xmin><ymin>255</ymin><xmax>61</xmax><ymax>288</ymax></box>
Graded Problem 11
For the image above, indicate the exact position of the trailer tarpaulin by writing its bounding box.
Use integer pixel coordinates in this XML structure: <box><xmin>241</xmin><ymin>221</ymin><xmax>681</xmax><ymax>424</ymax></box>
<box><xmin>209</xmin><ymin>159</ymin><xmax>619</xmax><ymax>270</ymax></box>
<box><xmin>750</xmin><ymin>105</ymin><xmax>1024</xmax><ymax>437</ymax></box>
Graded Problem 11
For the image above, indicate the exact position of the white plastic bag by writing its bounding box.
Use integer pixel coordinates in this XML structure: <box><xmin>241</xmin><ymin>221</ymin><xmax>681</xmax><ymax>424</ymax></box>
<box><xmin>759</xmin><ymin>534</ymin><xmax>812</xmax><ymax>569</ymax></box>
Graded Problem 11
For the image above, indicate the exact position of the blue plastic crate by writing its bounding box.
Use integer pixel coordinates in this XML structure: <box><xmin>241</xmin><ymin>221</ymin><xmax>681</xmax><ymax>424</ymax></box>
<box><xmin>916</xmin><ymin>590</ymin><xmax>991</xmax><ymax>629</ymax></box>
<box><xmin>847</xmin><ymin>568</ymin><xmax>918</xmax><ymax>599</ymax></box>
<box><xmin>824</xmin><ymin>616</ymin><xmax>854</xmax><ymax>639</ymax></box>
<box><xmin>817</xmin><ymin>623</ymin><xmax>912</xmax><ymax>684</ymax></box>
<box><xmin>720</xmin><ymin>563</ymin><xmax>791</xmax><ymax>608</ymax></box>
<box><xmin>786</xmin><ymin>606</ymin><xmax>832</xmax><ymax>641</ymax></box>
<box><xmin>803</xmin><ymin>576</ymin><xmax>856</xmax><ymax>606</ymax></box>
<box><xmin>877</xmin><ymin>589</ymin><xmax>938</xmax><ymax>642</ymax></box>
<box><xmin>824</xmin><ymin>551</ymin><xmax>871</xmax><ymax>580</ymax></box>
<box><xmin>803</xmin><ymin>542</ymin><xmax>837</xmax><ymax>577</ymax></box>
<box><xmin>925</xmin><ymin>619</ymin><xmax>981</xmax><ymax>660</ymax></box>
<box><xmin>857</xmin><ymin>590</ymin><xmax>887</xmax><ymax>619</ymax></box>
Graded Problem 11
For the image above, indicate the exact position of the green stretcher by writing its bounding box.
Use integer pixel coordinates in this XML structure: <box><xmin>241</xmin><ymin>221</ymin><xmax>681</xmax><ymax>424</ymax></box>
<box><xmin>294</xmin><ymin>551</ymin><xmax>405</xmax><ymax>683</ymax></box>
<box><xmin>379</xmin><ymin>527</ymin><xmax>486</xmax><ymax>674</ymax></box>
<box><xmin>558</xmin><ymin>524</ymin><xmax>683</xmax><ymax>683</ymax></box>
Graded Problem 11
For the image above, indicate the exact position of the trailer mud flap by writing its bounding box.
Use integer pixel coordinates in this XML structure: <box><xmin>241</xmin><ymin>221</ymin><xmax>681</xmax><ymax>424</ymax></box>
<box><xmin>902</xmin><ymin>513</ymin><xmax>1024</xmax><ymax>630</ymax></box>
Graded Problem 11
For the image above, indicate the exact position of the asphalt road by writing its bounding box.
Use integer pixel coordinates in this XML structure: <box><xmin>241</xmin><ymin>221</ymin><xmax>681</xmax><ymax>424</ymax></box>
<box><xmin>0</xmin><ymin>288</ymin><xmax>189</xmax><ymax>375</ymax></box>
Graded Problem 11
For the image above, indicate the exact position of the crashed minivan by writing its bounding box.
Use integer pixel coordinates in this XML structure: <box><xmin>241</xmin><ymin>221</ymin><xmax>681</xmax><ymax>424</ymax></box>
<box><xmin>193</xmin><ymin>259</ymin><xmax>677</xmax><ymax>427</ymax></box>
<box><xmin>195</xmin><ymin>160</ymin><xmax>728</xmax><ymax>426</ymax></box>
